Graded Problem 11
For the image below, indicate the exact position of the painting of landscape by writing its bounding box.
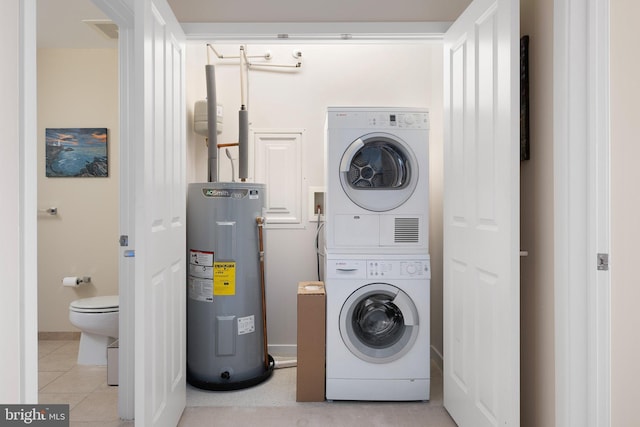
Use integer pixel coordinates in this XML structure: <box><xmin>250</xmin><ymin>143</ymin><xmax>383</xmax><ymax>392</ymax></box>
<box><xmin>45</xmin><ymin>128</ymin><xmax>108</xmax><ymax>177</ymax></box>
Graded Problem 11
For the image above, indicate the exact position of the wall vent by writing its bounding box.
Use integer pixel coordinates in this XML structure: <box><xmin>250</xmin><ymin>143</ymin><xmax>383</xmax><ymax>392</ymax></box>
<box><xmin>394</xmin><ymin>217</ymin><xmax>420</xmax><ymax>243</ymax></box>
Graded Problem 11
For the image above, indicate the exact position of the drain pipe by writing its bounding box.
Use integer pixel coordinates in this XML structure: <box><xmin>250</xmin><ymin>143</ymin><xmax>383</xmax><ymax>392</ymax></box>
<box><xmin>205</xmin><ymin>64</ymin><xmax>218</xmax><ymax>182</ymax></box>
<box><xmin>273</xmin><ymin>358</ymin><xmax>297</xmax><ymax>369</ymax></box>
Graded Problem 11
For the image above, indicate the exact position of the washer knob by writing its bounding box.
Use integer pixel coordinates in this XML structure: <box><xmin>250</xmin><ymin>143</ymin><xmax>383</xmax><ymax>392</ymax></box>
<box><xmin>406</xmin><ymin>263</ymin><xmax>417</xmax><ymax>275</ymax></box>
<box><xmin>404</xmin><ymin>114</ymin><xmax>415</xmax><ymax>125</ymax></box>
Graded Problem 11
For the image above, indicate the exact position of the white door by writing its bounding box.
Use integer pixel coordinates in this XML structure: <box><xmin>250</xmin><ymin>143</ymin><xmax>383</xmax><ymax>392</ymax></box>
<box><xmin>134</xmin><ymin>0</ymin><xmax>187</xmax><ymax>425</ymax></box>
<box><xmin>443</xmin><ymin>0</ymin><xmax>520</xmax><ymax>425</ymax></box>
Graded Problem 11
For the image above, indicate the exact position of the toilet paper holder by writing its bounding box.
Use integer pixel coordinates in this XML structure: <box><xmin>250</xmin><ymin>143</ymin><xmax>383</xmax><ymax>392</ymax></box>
<box><xmin>62</xmin><ymin>276</ymin><xmax>92</xmax><ymax>287</ymax></box>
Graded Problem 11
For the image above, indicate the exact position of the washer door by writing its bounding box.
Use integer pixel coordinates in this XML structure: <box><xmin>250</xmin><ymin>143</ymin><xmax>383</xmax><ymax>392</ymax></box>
<box><xmin>339</xmin><ymin>132</ymin><xmax>418</xmax><ymax>212</ymax></box>
<box><xmin>340</xmin><ymin>283</ymin><xmax>419</xmax><ymax>364</ymax></box>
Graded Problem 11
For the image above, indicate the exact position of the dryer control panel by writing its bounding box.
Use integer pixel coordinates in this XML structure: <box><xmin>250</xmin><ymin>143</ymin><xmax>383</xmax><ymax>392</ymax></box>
<box><xmin>327</xmin><ymin>108</ymin><xmax>430</xmax><ymax>130</ymax></box>
<box><xmin>366</xmin><ymin>112</ymin><xmax>430</xmax><ymax>130</ymax></box>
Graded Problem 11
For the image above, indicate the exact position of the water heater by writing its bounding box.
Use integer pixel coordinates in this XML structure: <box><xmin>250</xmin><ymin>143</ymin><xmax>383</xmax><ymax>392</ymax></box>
<box><xmin>186</xmin><ymin>182</ymin><xmax>272</xmax><ymax>390</ymax></box>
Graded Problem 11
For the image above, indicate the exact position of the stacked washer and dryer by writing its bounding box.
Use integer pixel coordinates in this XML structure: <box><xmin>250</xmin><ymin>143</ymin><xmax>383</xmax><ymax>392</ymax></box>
<box><xmin>324</xmin><ymin>107</ymin><xmax>431</xmax><ymax>401</ymax></box>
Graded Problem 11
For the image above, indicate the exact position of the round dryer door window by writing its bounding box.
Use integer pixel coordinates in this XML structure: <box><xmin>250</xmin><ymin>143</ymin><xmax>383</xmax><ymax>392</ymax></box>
<box><xmin>339</xmin><ymin>132</ymin><xmax>418</xmax><ymax>212</ymax></box>
<box><xmin>340</xmin><ymin>283</ymin><xmax>419</xmax><ymax>364</ymax></box>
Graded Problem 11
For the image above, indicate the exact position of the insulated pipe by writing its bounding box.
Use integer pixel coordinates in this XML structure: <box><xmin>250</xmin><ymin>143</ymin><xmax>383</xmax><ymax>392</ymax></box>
<box><xmin>238</xmin><ymin>108</ymin><xmax>249</xmax><ymax>181</ymax></box>
<box><xmin>205</xmin><ymin>64</ymin><xmax>218</xmax><ymax>182</ymax></box>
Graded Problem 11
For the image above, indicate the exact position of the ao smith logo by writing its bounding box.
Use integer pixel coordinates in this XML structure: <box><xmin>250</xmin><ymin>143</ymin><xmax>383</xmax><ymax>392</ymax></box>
<box><xmin>2</xmin><ymin>405</ymin><xmax>68</xmax><ymax>425</ymax></box>
<box><xmin>202</xmin><ymin>189</ymin><xmax>248</xmax><ymax>199</ymax></box>
<box><xmin>203</xmin><ymin>188</ymin><xmax>230</xmax><ymax>197</ymax></box>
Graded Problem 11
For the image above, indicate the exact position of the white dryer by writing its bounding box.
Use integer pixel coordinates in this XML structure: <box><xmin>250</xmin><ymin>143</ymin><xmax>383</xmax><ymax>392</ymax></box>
<box><xmin>325</xmin><ymin>252</ymin><xmax>430</xmax><ymax>401</ymax></box>
<box><xmin>325</xmin><ymin>107</ymin><xmax>429</xmax><ymax>254</ymax></box>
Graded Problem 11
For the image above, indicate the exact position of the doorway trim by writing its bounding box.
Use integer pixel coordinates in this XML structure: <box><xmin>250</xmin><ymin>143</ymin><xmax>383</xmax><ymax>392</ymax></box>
<box><xmin>18</xmin><ymin>0</ymin><xmax>38</xmax><ymax>403</ymax></box>
<box><xmin>90</xmin><ymin>0</ymin><xmax>135</xmax><ymax>420</ymax></box>
<box><xmin>18</xmin><ymin>1</ymin><xmax>610</xmax><ymax>422</ymax></box>
<box><xmin>554</xmin><ymin>0</ymin><xmax>610</xmax><ymax>426</ymax></box>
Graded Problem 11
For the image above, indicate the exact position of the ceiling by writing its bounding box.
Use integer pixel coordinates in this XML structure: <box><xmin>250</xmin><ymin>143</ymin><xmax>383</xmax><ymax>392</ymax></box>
<box><xmin>167</xmin><ymin>0</ymin><xmax>472</xmax><ymax>23</ymax></box>
<box><xmin>37</xmin><ymin>0</ymin><xmax>117</xmax><ymax>49</ymax></box>
<box><xmin>37</xmin><ymin>0</ymin><xmax>473</xmax><ymax>48</ymax></box>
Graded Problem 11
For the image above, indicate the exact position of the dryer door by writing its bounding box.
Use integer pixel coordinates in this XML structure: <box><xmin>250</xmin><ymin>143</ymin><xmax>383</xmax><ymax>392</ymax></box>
<box><xmin>339</xmin><ymin>133</ymin><xmax>418</xmax><ymax>212</ymax></box>
<box><xmin>340</xmin><ymin>283</ymin><xmax>419</xmax><ymax>363</ymax></box>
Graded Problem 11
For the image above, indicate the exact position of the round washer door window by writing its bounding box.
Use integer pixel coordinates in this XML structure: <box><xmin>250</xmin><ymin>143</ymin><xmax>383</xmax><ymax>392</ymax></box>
<box><xmin>339</xmin><ymin>283</ymin><xmax>419</xmax><ymax>364</ymax></box>
<box><xmin>339</xmin><ymin>132</ymin><xmax>418</xmax><ymax>212</ymax></box>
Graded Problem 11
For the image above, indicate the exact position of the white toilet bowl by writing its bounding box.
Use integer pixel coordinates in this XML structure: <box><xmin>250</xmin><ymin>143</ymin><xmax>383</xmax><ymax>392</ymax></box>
<box><xmin>69</xmin><ymin>295</ymin><xmax>119</xmax><ymax>365</ymax></box>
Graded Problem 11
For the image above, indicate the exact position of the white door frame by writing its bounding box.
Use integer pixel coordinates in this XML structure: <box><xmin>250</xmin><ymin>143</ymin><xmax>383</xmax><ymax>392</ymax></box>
<box><xmin>16</xmin><ymin>1</ymin><xmax>610</xmax><ymax>422</ymax></box>
<box><xmin>90</xmin><ymin>0</ymin><xmax>136</xmax><ymax>420</ymax></box>
<box><xmin>554</xmin><ymin>0</ymin><xmax>610</xmax><ymax>426</ymax></box>
<box><xmin>9</xmin><ymin>0</ymin><xmax>38</xmax><ymax>403</ymax></box>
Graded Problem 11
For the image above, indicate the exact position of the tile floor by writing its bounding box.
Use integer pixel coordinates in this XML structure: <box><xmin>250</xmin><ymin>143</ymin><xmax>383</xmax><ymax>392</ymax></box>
<box><xmin>39</xmin><ymin>339</ymin><xmax>456</xmax><ymax>426</ymax></box>
<box><xmin>38</xmin><ymin>339</ymin><xmax>129</xmax><ymax>427</ymax></box>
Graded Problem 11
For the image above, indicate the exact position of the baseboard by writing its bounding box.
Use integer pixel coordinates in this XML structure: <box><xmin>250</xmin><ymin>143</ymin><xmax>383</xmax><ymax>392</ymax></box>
<box><xmin>268</xmin><ymin>344</ymin><xmax>297</xmax><ymax>358</ymax></box>
<box><xmin>39</xmin><ymin>331</ymin><xmax>81</xmax><ymax>341</ymax></box>
<box><xmin>430</xmin><ymin>345</ymin><xmax>443</xmax><ymax>374</ymax></box>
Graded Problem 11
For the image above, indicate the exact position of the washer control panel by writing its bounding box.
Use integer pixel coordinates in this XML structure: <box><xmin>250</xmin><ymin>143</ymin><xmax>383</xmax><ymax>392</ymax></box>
<box><xmin>366</xmin><ymin>260</ymin><xmax>430</xmax><ymax>279</ymax></box>
<box><xmin>326</xmin><ymin>257</ymin><xmax>430</xmax><ymax>280</ymax></box>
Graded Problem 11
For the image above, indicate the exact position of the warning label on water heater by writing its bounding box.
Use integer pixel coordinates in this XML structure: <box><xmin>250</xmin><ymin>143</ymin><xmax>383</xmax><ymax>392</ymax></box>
<box><xmin>188</xmin><ymin>277</ymin><xmax>214</xmax><ymax>302</ymax></box>
<box><xmin>188</xmin><ymin>250</ymin><xmax>214</xmax><ymax>302</ymax></box>
<box><xmin>214</xmin><ymin>262</ymin><xmax>236</xmax><ymax>296</ymax></box>
<box><xmin>190</xmin><ymin>250</ymin><xmax>213</xmax><ymax>266</ymax></box>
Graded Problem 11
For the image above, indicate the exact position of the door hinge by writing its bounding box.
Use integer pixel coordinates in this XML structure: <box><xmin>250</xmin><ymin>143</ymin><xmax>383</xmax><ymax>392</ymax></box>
<box><xmin>597</xmin><ymin>253</ymin><xmax>609</xmax><ymax>271</ymax></box>
<box><xmin>119</xmin><ymin>235</ymin><xmax>128</xmax><ymax>247</ymax></box>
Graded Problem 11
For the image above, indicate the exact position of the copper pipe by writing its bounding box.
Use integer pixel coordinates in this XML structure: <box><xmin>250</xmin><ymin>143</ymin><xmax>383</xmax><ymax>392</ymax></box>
<box><xmin>256</xmin><ymin>217</ymin><xmax>269</xmax><ymax>370</ymax></box>
<box><xmin>217</xmin><ymin>142</ymin><xmax>239</xmax><ymax>148</ymax></box>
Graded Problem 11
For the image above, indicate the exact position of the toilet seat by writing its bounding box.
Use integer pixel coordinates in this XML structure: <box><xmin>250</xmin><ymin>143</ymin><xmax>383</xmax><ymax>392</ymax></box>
<box><xmin>70</xmin><ymin>296</ymin><xmax>119</xmax><ymax>313</ymax></box>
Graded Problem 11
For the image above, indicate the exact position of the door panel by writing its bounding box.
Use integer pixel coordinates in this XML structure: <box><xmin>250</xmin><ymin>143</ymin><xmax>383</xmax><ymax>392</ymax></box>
<box><xmin>443</xmin><ymin>0</ymin><xmax>519</xmax><ymax>426</ymax></box>
<box><xmin>134</xmin><ymin>0</ymin><xmax>186</xmax><ymax>425</ymax></box>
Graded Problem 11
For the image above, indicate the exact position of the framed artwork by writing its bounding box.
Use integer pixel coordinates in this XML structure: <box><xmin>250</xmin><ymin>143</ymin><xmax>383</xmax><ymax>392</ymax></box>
<box><xmin>520</xmin><ymin>35</ymin><xmax>530</xmax><ymax>161</ymax></box>
<box><xmin>45</xmin><ymin>128</ymin><xmax>108</xmax><ymax>177</ymax></box>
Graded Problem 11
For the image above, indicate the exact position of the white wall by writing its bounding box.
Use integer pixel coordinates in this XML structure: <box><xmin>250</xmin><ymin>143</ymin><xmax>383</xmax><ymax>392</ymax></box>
<box><xmin>37</xmin><ymin>48</ymin><xmax>119</xmax><ymax>332</ymax></box>
<box><xmin>611</xmin><ymin>0</ymin><xmax>640</xmax><ymax>424</ymax></box>
<box><xmin>186</xmin><ymin>42</ymin><xmax>444</xmax><ymax>357</ymax></box>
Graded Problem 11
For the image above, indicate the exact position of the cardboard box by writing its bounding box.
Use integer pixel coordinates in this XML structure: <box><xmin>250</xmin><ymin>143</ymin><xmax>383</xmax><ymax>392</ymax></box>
<box><xmin>107</xmin><ymin>340</ymin><xmax>119</xmax><ymax>386</ymax></box>
<box><xmin>296</xmin><ymin>281</ymin><xmax>326</xmax><ymax>402</ymax></box>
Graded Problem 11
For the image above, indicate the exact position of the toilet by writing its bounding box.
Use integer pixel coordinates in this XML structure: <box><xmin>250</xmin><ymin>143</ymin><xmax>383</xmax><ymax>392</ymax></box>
<box><xmin>69</xmin><ymin>295</ymin><xmax>119</xmax><ymax>365</ymax></box>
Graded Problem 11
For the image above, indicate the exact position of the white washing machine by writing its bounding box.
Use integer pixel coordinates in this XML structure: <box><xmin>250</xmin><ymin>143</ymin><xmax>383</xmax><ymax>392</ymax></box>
<box><xmin>325</xmin><ymin>252</ymin><xmax>430</xmax><ymax>401</ymax></box>
<box><xmin>325</xmin><ymin>107</ymin><xmax>429</xmax><ymax>254</ymax></box>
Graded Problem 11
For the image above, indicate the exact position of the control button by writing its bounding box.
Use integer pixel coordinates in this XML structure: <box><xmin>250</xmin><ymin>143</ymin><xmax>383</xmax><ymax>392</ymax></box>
<box><xmin>404</xmin><ymin>115</ymin><xmax>415</xmax><ymax>125</ymax></box>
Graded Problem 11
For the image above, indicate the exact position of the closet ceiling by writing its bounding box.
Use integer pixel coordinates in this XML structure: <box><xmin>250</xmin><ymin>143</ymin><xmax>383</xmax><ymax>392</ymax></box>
<box><xmin>38</xmin><ymin>0</ymin><xmax>472</xmax><ymax>49</ymax></box>
<box><xmin>166</xmin><ymin>0</ymin><xmax>472</xmax><ymax>23</ymax></box>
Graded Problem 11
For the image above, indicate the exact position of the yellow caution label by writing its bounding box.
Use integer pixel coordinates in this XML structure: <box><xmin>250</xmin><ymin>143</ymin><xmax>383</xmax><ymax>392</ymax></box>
<box><xmin>213</xmin><ymin>262</ymin><xmax>236</xmax><ymax>296</ymax></box>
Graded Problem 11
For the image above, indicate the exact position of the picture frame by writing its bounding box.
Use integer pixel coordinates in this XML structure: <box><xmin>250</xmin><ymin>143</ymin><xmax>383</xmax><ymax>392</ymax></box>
<box><xmin>45</xmin><ymin>128</ymin><xmax>108</xmax><ymax>177</ymax></box>
<box><xmin>521</xmin><ymin>36</ymin><xmax>530</xmax><ymax>161</ymax></box>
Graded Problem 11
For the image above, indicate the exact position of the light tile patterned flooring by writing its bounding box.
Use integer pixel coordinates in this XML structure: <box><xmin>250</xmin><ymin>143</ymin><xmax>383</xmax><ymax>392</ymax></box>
<box><xmin>39</xmin><ymin>339</ymin><xmax>456</xmax><ymax>427</ymax></box>
<box><xmin>38</xmin><ymin>340</ymin><xmax>129</xmax><ymax>426</ymax></box>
